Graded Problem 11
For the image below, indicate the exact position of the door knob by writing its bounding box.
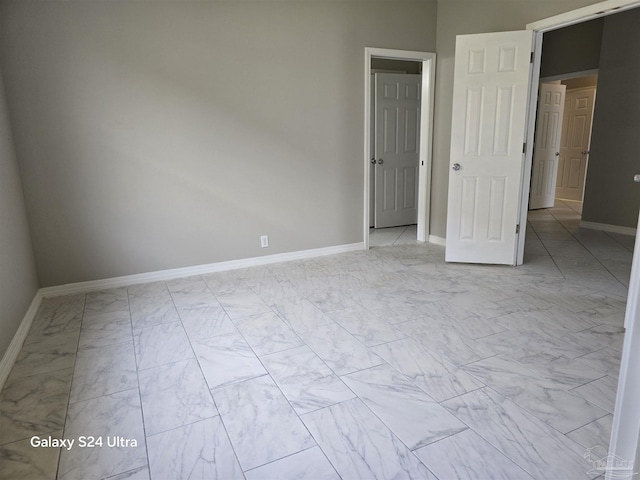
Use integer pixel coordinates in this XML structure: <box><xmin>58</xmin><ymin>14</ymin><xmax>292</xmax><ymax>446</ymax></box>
<box><xmin>452</xmin><ymin>163</ymin><xmax>461</xmax><ymax>171</ymax></box>
<box><xmin>634</xmin><ymin>174</ymin><xmax>640</xmax><ymax>183</ymax></box>
<box><xmin>582</xmin><ymin>150</ymin><xmax>590</xmax><ymax>155</ymax></box>
<box><xmin>377</xmin><ymin>159</ymin><xmax>383</xmax><ymax>164</ymax></box>
<box><xmin>370</xmin><ymin>158</ymin><xmax>376</xmax><ymax>164</ymax></box>
<box><xmin>555</xmin><ymin>152</ymin><xmax>560</xmax><ymax>156</ymax></box>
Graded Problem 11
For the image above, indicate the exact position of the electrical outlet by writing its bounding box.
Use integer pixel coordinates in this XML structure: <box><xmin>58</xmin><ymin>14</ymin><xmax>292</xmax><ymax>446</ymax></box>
<box><xmin>260</xmin><ymin>235</ymin><xmax>269</xmax><ymax>248</ymax></box>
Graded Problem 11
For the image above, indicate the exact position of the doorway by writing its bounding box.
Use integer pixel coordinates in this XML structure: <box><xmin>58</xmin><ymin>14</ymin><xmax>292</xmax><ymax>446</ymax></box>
<box><xmin>529</xmin><ymin>74</ymin><xmax>598</xmax><ymax>227</ymax></box>
<box><xmin>369</xmin><ymin>60</ymin><xmax>421</xmax><ymax>246</ymax></box>
<box><xmin>370</xmin><ymin>70</ymin><xmax>421</xmax><ymax>228</ymax></box>
<box><xmin>518</xmin><ymin>3</ymin><xmax>640</xmax><ymax>263</ymax></box>
<box><xmin>363</xmin><ymin>48</ymin><xmax>436</xmax><ymax>250</ymax></box>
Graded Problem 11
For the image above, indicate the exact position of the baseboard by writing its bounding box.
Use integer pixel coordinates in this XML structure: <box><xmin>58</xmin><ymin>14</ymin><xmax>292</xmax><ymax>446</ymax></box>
<box><xmin>41</xmin><ymin>242</ymin><xmax>365</xmax><ymax>297</ymax></box>
<box><xmin>580</xmin><ymin>221</ymin><xmax>637</xmax><ymax>236</ymax></box>
<box><xmin>0</xmin><ymin>291</ymin><xmax>43</xmax><ymax>391</ymax></box>
<box><xmin>428</xmin><ymin>235</ymin><xmax>446</xmax><ymax>246</ymax></box>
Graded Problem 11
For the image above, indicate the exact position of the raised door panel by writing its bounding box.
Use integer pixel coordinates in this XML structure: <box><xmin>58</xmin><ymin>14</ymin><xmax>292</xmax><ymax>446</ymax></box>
<box><xmin>403</xmin><ymin>107</ymin><xmax>419</xmax><ymax>155</ymax></box>
<box><xmin>382</xmin><ymin>107</ymin><xmax>398</xmax><ymax>155</ymax></box>
<box><xmin>402</xmin><ymin>167</ymin><xmax>417</xmax><ymax>209</ymax></box>
<box><xmin>381</xmin><ymin>167</ymin><xmax>397</xmax><ymax>212</ymax></box>
<box><xmin>568</xmin><ymin>157</ymin><xmax>583</xmax><ymax>189</ymax></box>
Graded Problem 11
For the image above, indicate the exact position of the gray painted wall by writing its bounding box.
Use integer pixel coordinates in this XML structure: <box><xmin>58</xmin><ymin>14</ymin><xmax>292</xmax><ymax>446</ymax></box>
<box><xmin>562</xmin><ymin>75</ymin><xmax>598</xmax><ymax>89</ymax></box>
<box><xmin>582</xmin><ymin>9</ymin><xmax>640</xmax><ymax>229</ymax></box>
<box><xmin>371</xmin><ymin>58</ymin><xmax>421</xmax><ymax>74</ymax></box>
<box><xmin>0</xmin><ymin>0</ymin><xmax>437</xmax><ymax>287</ymax></box>
<box><xmin>540</xmin><ymin>18</ymin><xmax>603</xmax><ymax>79</ymax></box>
<box><xmin>0</xmin><ymin>68</ymin><xmax>39</xmax><ymax>359</ymax></box>
<box><xmin>431</xmin><ymin>0</ymin><xmax>605</xmax><ymax>239</ymax></box>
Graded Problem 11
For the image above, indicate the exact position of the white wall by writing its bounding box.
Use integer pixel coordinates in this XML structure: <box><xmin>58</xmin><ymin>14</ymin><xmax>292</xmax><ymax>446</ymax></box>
<box><xmin>0</xmin><ymin>67</ymin><xmax>38</xmax><ymax>359</ymax></box>
<box><xmin>0</xmin><ymin>0</ymin><xmax>437</xmax><ymax>287</ymax></box>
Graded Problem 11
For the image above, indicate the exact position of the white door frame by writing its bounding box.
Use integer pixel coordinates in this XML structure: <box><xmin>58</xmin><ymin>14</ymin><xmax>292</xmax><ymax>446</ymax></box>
<box><xmin>520</xmin><ymin>2</ymin><xmax>640</xmax><ymax>479</ymax></box>
<box><xmin>364</xmin><ymin>48</ymin><xmax>436</xmax><ymax>249</ymax></box>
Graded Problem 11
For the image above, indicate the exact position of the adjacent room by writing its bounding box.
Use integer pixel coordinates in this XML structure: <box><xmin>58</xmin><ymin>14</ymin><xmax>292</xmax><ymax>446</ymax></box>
<box><xmin>1</xmin><ymin>0</ymin><xmax>639</xmax><ymax>479</ymax></box>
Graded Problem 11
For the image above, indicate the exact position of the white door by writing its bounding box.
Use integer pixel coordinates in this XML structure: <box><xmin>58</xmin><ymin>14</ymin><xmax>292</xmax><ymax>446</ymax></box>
<box><xmin>446</xmin><ymin>30</ymin><xmax>534</xmax><ymax>264</ymax></box>
<box><xmin>556</xmin><ymin>87</ymin><xmax>596</xmax><ymax>201</ymax></box>
<box><xmin>374</xmin><ymin>73</ymin><xmax>421</xmax><ymax>228</ymax></box>
<box><xmin>529</xmin><ymin>83</ymin><xmax>566</xmax><ymax>210</ymax></box>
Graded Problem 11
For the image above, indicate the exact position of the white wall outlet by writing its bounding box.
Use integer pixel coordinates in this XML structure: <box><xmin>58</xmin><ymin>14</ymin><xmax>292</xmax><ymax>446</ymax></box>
<box><xmin>260</xmin><ymin>235</ymin><xmax>269</xmax><ymax>248</ymax></box>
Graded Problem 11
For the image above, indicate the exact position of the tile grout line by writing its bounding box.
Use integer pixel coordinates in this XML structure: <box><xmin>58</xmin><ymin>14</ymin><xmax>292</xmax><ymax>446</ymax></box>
<box><xmin>547</xmin><ymin>201</ymin><xmax>630</xmax><ymax>289</ymax></box>
<box><xmin>127</xmin><ymin>287</ymin><xmax>153</xmax><ymax>480</ymax></box>
<box><xmin>53</xmin><ymin>293</ymin><xmax>87</xmax><ymax>480</ymax></box>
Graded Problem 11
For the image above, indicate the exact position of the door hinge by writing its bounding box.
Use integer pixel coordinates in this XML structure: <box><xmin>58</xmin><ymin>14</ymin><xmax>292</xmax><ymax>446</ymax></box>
<box><xmin>522</xmin><ymin>143</ymin><xmax>526</xmax><ymax>154</ymax></box>
<box><xmin>516</xmin><ymin>224</ymin><xmax>521</xmax><ymax>234</ymax></box>
<box><xmin>530</xmin><ymin>51</ymin><xmax>534</xmax><ymax>63</ymax></box>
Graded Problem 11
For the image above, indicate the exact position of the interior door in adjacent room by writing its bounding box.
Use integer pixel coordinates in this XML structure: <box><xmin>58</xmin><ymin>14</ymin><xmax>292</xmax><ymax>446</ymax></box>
<box><xmin>374</xmin><ymin>73</ymin><xmax>421</xmax><ymax>228</ymax></box>
<box><xmin>446</xmin><ymin>30</ymin><xmax>534</xmax><ymax>264</ymax></box>
<box><xmin>529</xmin><ymin>83</ymin><xmax>566</xmax><ymax>210</ymax></box>
<box><xmin>556</xmin><ymin>87</ymin><xmax>596</xmax><ymax>201</ymax></box>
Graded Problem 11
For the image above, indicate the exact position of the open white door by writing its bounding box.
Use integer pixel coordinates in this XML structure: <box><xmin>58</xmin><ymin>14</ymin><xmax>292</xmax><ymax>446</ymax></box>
<box><xmin>446</xmin><ymin>30</ymin><xmax>534</xmax><ymax>265</ymax></box>
<box><xmin>529</xmin><ymin>83</ymin><xmax>566</xmax><ymax>210</ymax></box>
<box><xmin>374</xmin><ymin>73</ymin><xmax>421</xmax><ymax>228</ymax></box>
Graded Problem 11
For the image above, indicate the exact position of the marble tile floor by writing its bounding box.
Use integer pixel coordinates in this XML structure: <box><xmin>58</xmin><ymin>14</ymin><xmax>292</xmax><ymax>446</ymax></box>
<box><xmin>369</xmin><ymin>224</ymin><xmax>418</xmax><ymax>248</ymax></box>
<box><xmin>0</xmin><ymin>200</ymin><xmax>634</xmax><ymax>479</ymax></box>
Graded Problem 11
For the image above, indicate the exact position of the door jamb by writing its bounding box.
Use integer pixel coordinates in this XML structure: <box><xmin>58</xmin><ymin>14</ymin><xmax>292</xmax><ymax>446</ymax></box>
<box><xmin>363</xmin><ymin>48</ymin><xmax>436</xmax><ymax>249</ymax></box>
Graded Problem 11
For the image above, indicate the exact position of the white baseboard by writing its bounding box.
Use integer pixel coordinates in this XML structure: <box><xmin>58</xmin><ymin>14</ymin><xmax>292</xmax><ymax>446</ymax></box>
<box><xmin>580</xmin><ymin>221</ymin><xmax>637</xmax><ymax>236</ymax></box>
<box><xmin>428</xmin><ymin>235</ymin><xmax>446</xmax><ymax>246</ymax></box>
<box><xmin>41</xmin><ymin>242</ymin><xmax>365</xmax><ymax>297</ymax></box>
<box><xmin>1</xmin><ymin>243</ymin><xmax>364</xmax><ymax>389</ymax></box>
<box><xmin>0</xmin><ymin>291</ymin><xmax>43</xmax><ymax>391</ymax></box>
